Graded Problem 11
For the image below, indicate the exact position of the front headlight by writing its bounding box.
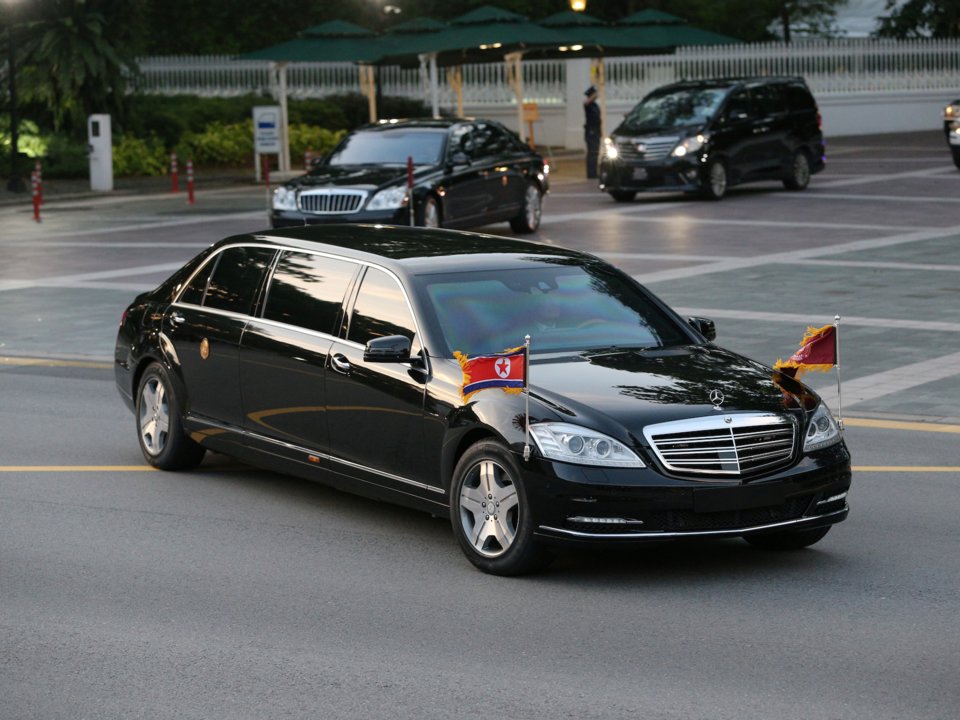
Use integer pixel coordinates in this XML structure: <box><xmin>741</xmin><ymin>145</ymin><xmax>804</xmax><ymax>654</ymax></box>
<box><xmin>367</xmin><ymin>186</ymin><xmax>409</xmax><ymax>211</ymax></box>
<box><xmin>603</xmin><ymin>137</ymin><xmax>619</xmax><ymax>160</ymax></box>
<box><xmin>670</xmin><ymin>133</ymin><xmax>709</xmax><ymax>158</ymax></box>
<box><xmin>803</xmin><ymin>403</ymin><xmax>842</xmax><ymax>452</ymax></box>
<box><xmin>529</xmin><ymin>422</ymin><xmax>645</xmax><ymax>468</ymax></box>
<box><xmin>272</xmin><ymin>186</ymin><xmax>298</xmax><ymax>211</ymax></box>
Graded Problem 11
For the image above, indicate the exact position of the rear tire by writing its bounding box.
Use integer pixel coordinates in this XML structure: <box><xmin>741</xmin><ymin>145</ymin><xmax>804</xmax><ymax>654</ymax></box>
<box><xmin>783</xmin><ymin>150</ymin><xmax>811</xmax><ymax>190</ymax></box>
<box><xmin>136</xmin><ymin>362</ymin><xmax>205</xmax><ymax>470</ymax></box>
<box><xmin>743</xmin><ymin>525</ymin><xmax>831</xmax><ymax>551</ymax></box>
<box><xmin>700</xmin><ymin>160</ymin><xmax>727</xmax><ymax>200</ymax></box>
<box><xmin>417</xmin><ymin>196</ymin><xmax>441</xmax><ymax>228</ymax></box>
<box><xmin>450</xmin><ymin>440</ymin><xmax>553</xmax><ymax>576</ymax></box>
<box><xmin>509</xmin><ymin>182</ymin><xmax>542</xmax><ymax>233</ymax></box>
<box><xmin>609</xmin><ymin>190</ymin><xmax>636</xmax><ymax>203</ymax></box>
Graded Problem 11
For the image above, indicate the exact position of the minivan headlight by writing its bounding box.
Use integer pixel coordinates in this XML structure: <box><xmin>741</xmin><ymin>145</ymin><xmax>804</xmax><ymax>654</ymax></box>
<box><xmin>529</xmin><ymin>422</ymin><xmax>644</xmax><ymax>467</ymax></box>
<box><xmin>603</xmin><ymin>137</ymin><xmax>619</xmax><ymax>160</ymax></box>
<box><xmin>272</xmin><ymin>186</ymin><xmax>298</xmax><ymax>211</ymax></box>
<box><xmin>671</xmin><ymin>133</ymin><xmax>709</xmax><ymax>158</ymax></box>
<box><xmin>803</xmin><ymin>403</ymin><xmax>842</xmax><ymax>452</ymax></box>
<box><xmin>367</xmin><ymin>186</ymin><xmax>409</xmax><ymax>211</ymax></box>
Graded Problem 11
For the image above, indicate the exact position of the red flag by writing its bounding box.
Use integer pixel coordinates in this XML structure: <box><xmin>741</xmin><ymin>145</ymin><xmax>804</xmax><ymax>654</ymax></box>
<box><xmin>774</xmin><ymin>324</ymin><xmax>836</xmax><ymax>378</ymax></box>
<box><xmin>454</xmin><ymin>346</ymin><xmax>526</xmax><ymax>401</ymax></box>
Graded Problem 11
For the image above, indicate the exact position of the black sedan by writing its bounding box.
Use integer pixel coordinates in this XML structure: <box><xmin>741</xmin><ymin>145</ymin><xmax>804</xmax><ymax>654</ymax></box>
<box><xmin>271</xmin><ymin>118</ymin><xmax>548</xmax><ymax>233</ymax></box>
<box><xmin>115</xmin><ymin>225</ymin><xmax>851</xmax><ymax>575</ymax></box>
<box><xmin>945</xmin><ymin>99</ymin><xmax>960</xmax><ymax>169</ymax></box>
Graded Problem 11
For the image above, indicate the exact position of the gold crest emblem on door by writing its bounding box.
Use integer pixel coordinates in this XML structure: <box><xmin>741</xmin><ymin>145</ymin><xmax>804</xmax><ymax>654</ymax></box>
<box><xmin>200</xmin><ymin>338</ymin><xmax>210</xmax><ymax>360</ymax></box>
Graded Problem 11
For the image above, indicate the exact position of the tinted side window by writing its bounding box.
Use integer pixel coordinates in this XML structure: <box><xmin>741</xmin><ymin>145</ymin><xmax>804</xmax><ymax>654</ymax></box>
<box><xmin>204</xmin><ymin>246</ymin><xmax>276</xmax><ymax>315</ymax></box>
<box><xmin>724</xmin><ymin>90</ymin><xmax>752</xmax><ymax>121</ymax></box>
<box><xmin>179</xmin><ymin>257</ymin><xmax>216</xmax><ymax>306</ymax></box>
<box><xmin>348</xmin><ymin>267</ymin><xmax>419</xmax><ymax>352</ymax></box>
<box><xmin>752</xmin><ymin>84</ymin><xmax>786</xmax><ymax>116</ymax></box>
<box><xmin>263</xmin><ymin>252</ymin><xmax>357</xmax><ymax>335</ymax></box>
<box><xmin>467</xmin><ymin>122</ymin><xmax>508</xmax><ymax>161</ymax></box>
<box><xmin>785</xmin><ymin>83</ymin><xmax>817</xmax><ymax>112</ymax></box>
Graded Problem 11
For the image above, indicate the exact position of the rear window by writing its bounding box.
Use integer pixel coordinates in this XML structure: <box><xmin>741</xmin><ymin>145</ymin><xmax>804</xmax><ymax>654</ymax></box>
<box><xmin>203</xmin><ymin>246</ymin><xmax>276</xmax><ymax>315</ymax></box>
<box><xmin>263</xmin><ymin>251</ymin><xmax>357</xmax><ymax>335</ymax></box>
<box><xmin>784</xmin><ymin>83</ymin><xmax>817</xmax><ymax>112</ymax></box>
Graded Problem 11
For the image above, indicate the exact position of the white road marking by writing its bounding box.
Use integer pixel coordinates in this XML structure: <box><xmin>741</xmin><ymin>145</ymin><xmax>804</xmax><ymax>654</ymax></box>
<box><xmin>837</xmin><ymin>351</ymin><xmax>960</xmax><ymax>408</ymax></box>
<box><xmin>782</xmin><ymin>191</ymin><xmax>960</xmax><ymax>204</ymax></box>
<box><xmin>817</xmin><ymin>165</ymin><xmax>957</xmax><ymax>187</ymax></box>
<box><xmin>614</xmin><ymin>214</ymin><xmax>918</xmax><ymax>232</ymax></box>
<box><xmin>0</xmin><ymin>211</ymin><xmax>265</xmax><ymax>240</ymax></box>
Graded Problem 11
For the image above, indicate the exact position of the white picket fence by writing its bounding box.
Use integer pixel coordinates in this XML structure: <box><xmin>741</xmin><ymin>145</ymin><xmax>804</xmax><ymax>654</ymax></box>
<box><xmin>135</xmin><ymin>38</ymin><xmax>960</xmax><ymax>105</ymax></box>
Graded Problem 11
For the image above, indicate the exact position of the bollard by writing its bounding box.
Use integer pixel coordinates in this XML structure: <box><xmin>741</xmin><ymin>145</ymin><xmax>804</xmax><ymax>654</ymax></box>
<box><xmin>170</xmin><ymin>152</ymin><xmax>179</xmax><ymax>193</ymax></box>
<box><xmin>34</xmin><ymin>159</ymin><xmax>44</xmax><ymax>205</ymax></box>
<box><xmin>262</xmin><ymin>154</ymin><xmax>271</xmax><ymax>187</ymax></box>
<box><xmin>407</xmin><ymin>155</ymin><xmax>415</xmax><ymax>227</ymax></box>
<box><xmin>31</xmin><ymin>171</ymin><xmax>41</xmax><ymax>223</ymax></box>
<box><xmin>186</xmin><ymin>159</ymin><xmax>195</xmax><ymax>205</ymax></box>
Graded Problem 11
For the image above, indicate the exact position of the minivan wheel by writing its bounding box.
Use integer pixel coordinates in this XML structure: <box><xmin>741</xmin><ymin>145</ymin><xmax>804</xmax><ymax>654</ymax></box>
<box><xmin>700</xmin><ymin>160</ymin><xmax>727</xmax><ymax>200</ymax></box>
<box><xmin>783</xmin><ymin>150</ymin><xmax>811</xmax><ymax>190</ymax></box>
<box><xmin>743</xmin><ymin>525</ymin><xmax>831</xmax><ymax>551</ymax></box>
<box><xmin>609</xmin><ymin>190</ymin><xmax>636</xmax><ymax>203</ymax></box>
<box><xmin>136</xmin><ymin>363</ymin><xmax>205</xmax><ymax>470</ymax></box>
<box><xmin>509</xmin><ymin>181</ymin><xmax>542</xmax><ymax>233</ymax></box>
<box><xmin>450</xmin><ymin>440</ymin><xmax>553</xmax><ymax>576</ymax></box>
<box><xmin>417</xmin><ymin>196</ymin><xmax>441</xmax><ymax>228</ymax></box>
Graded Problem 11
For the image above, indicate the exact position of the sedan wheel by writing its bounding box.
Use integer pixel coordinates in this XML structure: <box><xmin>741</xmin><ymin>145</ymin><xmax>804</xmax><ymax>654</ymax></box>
<box><xmin>451</xmin><ymin>440</ymin><xmax>552</xmax><ymax>575</ymax></box>
<box><xmin>509</xmin><ymin>182</ymin><xmax>542</xmax><ymax>233</ymax></box>
<box><xmin>700</xmin><ymin>160</ymin><xmax>727</xmax><ymax>200</ymax></box>
<box><xmin>136</xmin><ymin>363</ymin><xmax>205</xmax><ymax>470</ymax></box>
<box><xmin>783</xmin><ymin>150</ymin><xmax>811</xmax><ymax>190</ymax></box>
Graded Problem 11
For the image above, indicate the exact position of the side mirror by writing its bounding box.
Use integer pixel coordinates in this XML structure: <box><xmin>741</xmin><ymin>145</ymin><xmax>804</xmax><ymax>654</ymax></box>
<box><xmin>447</xmin><ymin>151</ymin><xmax>471</xmax><ymax>169</ymax></box>
<box><xmin>308</xmin><ymin>155</ymin><xmax>326</xmax><ymax>170</ymax></box>
<box><xmin>688</xmin><ymin>317</ymin><xmax>716</xmax><ymax>342</ymax></box>
<box><xmin>364</xmin><ymin>334</ymin><xmax>412</xmax><ymax>363</ymax></box>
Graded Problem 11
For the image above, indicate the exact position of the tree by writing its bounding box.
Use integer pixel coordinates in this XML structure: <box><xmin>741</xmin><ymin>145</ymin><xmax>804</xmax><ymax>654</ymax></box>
<box><xmin>876</xmin><ymin>0</ymin><xmax>960</xmax><ymax>38</ymax></box>
<box><xmin>766</xmin><ymin>0</ymin><xmax>846</xmax><ymax>42</ymax></box>
<box><xmin>16</xmin><ymin>0</ymin><xmax>144</xmax><ymax>134</ymax></box>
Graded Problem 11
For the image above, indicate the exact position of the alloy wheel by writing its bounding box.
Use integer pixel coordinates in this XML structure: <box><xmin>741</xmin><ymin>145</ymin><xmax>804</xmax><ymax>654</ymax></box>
<box><xmin>458</xmin><ymin>459</ymin><xmax>520</xmax><ymax>558</ymax></box>
<box><xmin>525</xmin><ymin>185</ymin><xmax>542</xmax><ymax>230</ymax></box>
<box><xmin>139</xmin><ymin>376</ymin><xmax>169</xmax><ymax>456</ymax></box>
<box><xmin>710</xmin><ymin>162</ymin><xmax>727</xmax><ymax>197</ymax></box>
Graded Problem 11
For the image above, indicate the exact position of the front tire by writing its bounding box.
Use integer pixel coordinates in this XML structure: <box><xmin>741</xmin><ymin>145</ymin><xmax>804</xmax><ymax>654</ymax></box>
<box><xmin>417</xmin><ymin>195</ymin><xmax>441</xmax><ymax>228</ymax></box>
<box><xmin>136</xmin><ymin>362</ymin><xmax>205</xmax><ymax>470</ymax></box>
<box><xmin>509</xmin><ymin>181</ymin><xmax>542</xmax><ymax>233</ymax></box>
<box><xmin>450</xmin><ymin>441</ymin><xmax>552</xmax><ymax>576</ymax></box>
<box><xmin>743</xmin><ymin>525</ymin><xmax>831</xmax><ymax>551</ymax></box>
<box><xmin>783</xmin><ymin>150</ymin><xmax>811</xmax><ymax>190</ymax></box>
<box><xmin>700</xmin><ymin>159</ymin><xmax>728</xmax><ymax>200</ymax></box>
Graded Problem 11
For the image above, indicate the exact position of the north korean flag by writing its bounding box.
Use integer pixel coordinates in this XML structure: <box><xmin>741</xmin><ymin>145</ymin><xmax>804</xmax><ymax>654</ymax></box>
<box><xmin>455</xmin><ymin>346</ymin><xmax>527</xmax><ymax>401</ymax></box>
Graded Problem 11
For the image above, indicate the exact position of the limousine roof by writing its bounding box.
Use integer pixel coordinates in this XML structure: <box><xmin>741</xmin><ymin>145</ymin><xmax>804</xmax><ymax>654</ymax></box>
<box><xmin>231</xmin><ymin>224</ymin><xmax>591</xmax><ymax>273</ymax></box>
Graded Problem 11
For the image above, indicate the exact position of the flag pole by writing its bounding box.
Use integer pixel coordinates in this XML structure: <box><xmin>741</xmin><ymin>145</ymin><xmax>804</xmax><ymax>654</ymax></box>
<box><xmin>523</xmin><ymin>334</ymin><xmax>531</xmax><ymax>462</ymax></box>
<box><xmin>834</xmin><ymin>314</ymin><xmax>843</xmax><ymax>430</ymax></box>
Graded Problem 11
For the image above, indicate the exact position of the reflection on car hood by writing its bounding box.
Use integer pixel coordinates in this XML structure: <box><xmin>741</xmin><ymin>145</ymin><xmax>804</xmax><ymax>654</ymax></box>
<box><xmin>530</xmin><ymin>345</ymin><xmax>815</xmax><ymax>432</ymax></box>
<box><xmin>289</xmin><ymin>165</ymin><xmax>428</xmax><ymax>191</ymax></box>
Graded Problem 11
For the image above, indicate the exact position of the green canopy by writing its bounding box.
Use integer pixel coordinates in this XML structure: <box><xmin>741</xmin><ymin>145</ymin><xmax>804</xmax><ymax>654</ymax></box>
<box><xmin>612</xmin><ymin>11</ymin><xmax>738</xmax><ymax>50</ymax></box>
<box><xmin>242</xmin><ymin>20</ymin><xmax>381</xmax><ymax>63</ymax></box>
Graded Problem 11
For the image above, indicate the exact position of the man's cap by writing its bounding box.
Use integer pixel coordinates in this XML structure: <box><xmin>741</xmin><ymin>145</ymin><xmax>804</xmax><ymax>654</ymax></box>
<box><xmin>584</xmin><ymin>85</ymin><xmax>597</xmax><ymax>97</ymax></box>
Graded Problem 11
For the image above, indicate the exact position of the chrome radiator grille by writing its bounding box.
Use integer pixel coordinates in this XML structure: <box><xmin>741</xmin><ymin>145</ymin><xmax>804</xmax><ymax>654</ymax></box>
<box><xmin>298</xmin><ymin>189</ymin><xmax>366</xmax><ymax>215</ymax></box>
<box><xmin>643</xmin><ymin>413</ymin><xmax>796</xmax><ymax>478</ymax></box>
<box><xmin>615</xmin><ymin>135</ymin><xmax>680</xmax><ymax>162</ymax></box>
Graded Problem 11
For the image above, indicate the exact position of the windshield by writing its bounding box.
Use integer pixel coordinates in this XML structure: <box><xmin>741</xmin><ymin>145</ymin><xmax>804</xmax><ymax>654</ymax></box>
<box><xmin>622</xmin><ymin>87</ymin><xmax>730</xmax><ymax>133</ymax></box>
<box><xmin>417</xmin><ymin>263</ymin><xmax>690</xmax><ymax>357</ymax></box>
<box><xmin>327</xmin><ymin>129</ymin><xmax>446</xmax><ymax>166</ymax></box>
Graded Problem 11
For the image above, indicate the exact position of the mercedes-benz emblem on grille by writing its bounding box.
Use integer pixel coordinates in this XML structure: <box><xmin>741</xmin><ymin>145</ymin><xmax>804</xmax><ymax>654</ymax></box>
<box><xmin>708</xmin><ymin>389</ymin><xmax>725</xmax><ymax>410</ymax></box>
<box><xmin>636</xmin><ymin>143</ymin><xmax>647</xmax><ymax>153</ymax></box>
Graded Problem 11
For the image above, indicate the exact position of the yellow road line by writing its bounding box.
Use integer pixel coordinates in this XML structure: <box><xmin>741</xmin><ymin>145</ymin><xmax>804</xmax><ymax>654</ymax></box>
<box><xmin>853</xmin><ymin>466</ymin><xmax>960</xmax><ymax>473</ymax></box>
<box><xmin>0</xmin><ymin>356</ymin><xmax>112</xmax><ymax>369</ymax></box>
<box><xmin>844</xmin><ymin>417</ymin><xmax>960</xmax><ymax>434</ymax></box>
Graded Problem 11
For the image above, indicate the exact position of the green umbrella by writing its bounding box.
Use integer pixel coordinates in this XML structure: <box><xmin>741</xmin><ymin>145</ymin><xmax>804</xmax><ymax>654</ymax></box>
<box><xmin>242</xmin><ymin>20</ymin><xmax>382</xmax><ymax>62</ymax></box>
<box><xmin>614</xmin><ymin>10</ymin><xmax>739</xmax><ymax>50</ymax></box>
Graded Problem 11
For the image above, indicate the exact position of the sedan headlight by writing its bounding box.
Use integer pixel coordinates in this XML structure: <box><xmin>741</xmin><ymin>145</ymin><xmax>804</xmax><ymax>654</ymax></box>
<box><xmin>367</xmin><ymin>186</ymin><xmax>409</xmax><ymax>211</ymax></box>
<box><xmin>272</xmin><ymin>186</ymin><xmax>298</xmax><ymax>211</ymax></box>
<box><xmin>529</xmin><ymin>422</ymin><xmax>644</xmax><ymax>468</ymax></box>
<box><xmin>670</xmin><ymin>133</ymin><xmax>709</xmax><ymax>158</ymax></box>
<box><xmin>803</xmin><ymin>403</ymin><xmax>842</xmax><ymax>452</ymax></box>
<box><xmin>603</xmin><ymin>137</ymin><xmax>619</xmax><ymax>160</ymax></box>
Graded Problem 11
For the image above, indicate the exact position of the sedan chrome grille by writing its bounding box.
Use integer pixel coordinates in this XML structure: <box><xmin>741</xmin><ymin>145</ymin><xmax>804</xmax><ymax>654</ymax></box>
<box><xmin>615</xmin><ymin>135</ymin><xmax>680</xmax><ymax>162</ymax></box>
<box><xmin>298</xmin><ymin>189</ymin><xmax>366</xmax><ymax>215</ymax></box>
<box><xmin>643</xmin><ymin>413</ymin><xmax>796</xmax><ymax>479</ymax></box>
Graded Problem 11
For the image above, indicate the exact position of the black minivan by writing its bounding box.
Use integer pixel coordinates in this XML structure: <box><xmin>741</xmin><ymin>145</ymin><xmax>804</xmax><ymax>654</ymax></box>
<box><xmin>598</xmin><ymin>76</ymin><xmax>825</xmax><ymax>201</ymax></box>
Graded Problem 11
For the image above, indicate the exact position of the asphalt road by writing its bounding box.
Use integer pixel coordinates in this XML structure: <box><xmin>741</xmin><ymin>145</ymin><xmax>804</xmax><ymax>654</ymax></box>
<box><xmin>2</xmin><ymin>131</ymin><xmax>959</xmax><ymax>719</ymax></box>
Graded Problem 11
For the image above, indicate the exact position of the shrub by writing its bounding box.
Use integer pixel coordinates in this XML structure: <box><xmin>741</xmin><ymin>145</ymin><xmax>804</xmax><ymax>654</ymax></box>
<box><xmin>113</xmin><ymin>134</ymin><xmax>169</xmax><ymax>176</ymax></box>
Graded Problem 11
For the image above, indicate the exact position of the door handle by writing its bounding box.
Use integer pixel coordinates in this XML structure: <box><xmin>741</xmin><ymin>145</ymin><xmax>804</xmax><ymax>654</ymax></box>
<box><xmin>753</xmin><ymin>126</ymin><xmax>770</xmax><ymax>134</ymax></box>
<box><xmin>330</xmin><ymin>354</ymin><xmax>351</xmax><ymax>374</ymax></box>
<box><xmin>170</xmin><ymin>312</ymin><xmax>186</xmax><ymax>325</ymax></box>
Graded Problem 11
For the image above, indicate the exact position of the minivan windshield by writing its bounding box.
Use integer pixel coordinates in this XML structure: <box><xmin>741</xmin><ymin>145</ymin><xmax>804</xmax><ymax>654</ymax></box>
<box><xmin>621</xmin><ymin>87</ymin><xmax>730</xmax><ymax>133</ymax></box>
<box><xmin>326</xmin><ymin>129</ymin><xmax>447</xmax><ymax>166</ymax></box>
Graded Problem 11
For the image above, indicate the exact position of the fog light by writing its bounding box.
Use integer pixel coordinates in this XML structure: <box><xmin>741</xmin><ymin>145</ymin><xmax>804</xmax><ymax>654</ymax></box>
<box><xmin>817</xmin><ymin>492</ymin><xmax>847</xmax><ymax>506</ymax></box>
<box><xmin>568</xmin><ymin>516</ymin><xmax>645</xmax><ymax>526</ymax></box>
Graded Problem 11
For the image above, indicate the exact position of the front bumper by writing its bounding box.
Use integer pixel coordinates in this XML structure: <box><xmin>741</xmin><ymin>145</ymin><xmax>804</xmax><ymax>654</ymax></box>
<box><xmin>599</xmin><ymin>156</ymin><xmax>704</xmax><ymax>193</ymax></box>
<box><xmin>271</xmin><ymin>207</ymin><xmax>410</xmax><ymax>228</ymax></box>
<box><xmin>521</xmin><ymin>444</ymin><xmax>852</xmax><ymax>546</ymax></box>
